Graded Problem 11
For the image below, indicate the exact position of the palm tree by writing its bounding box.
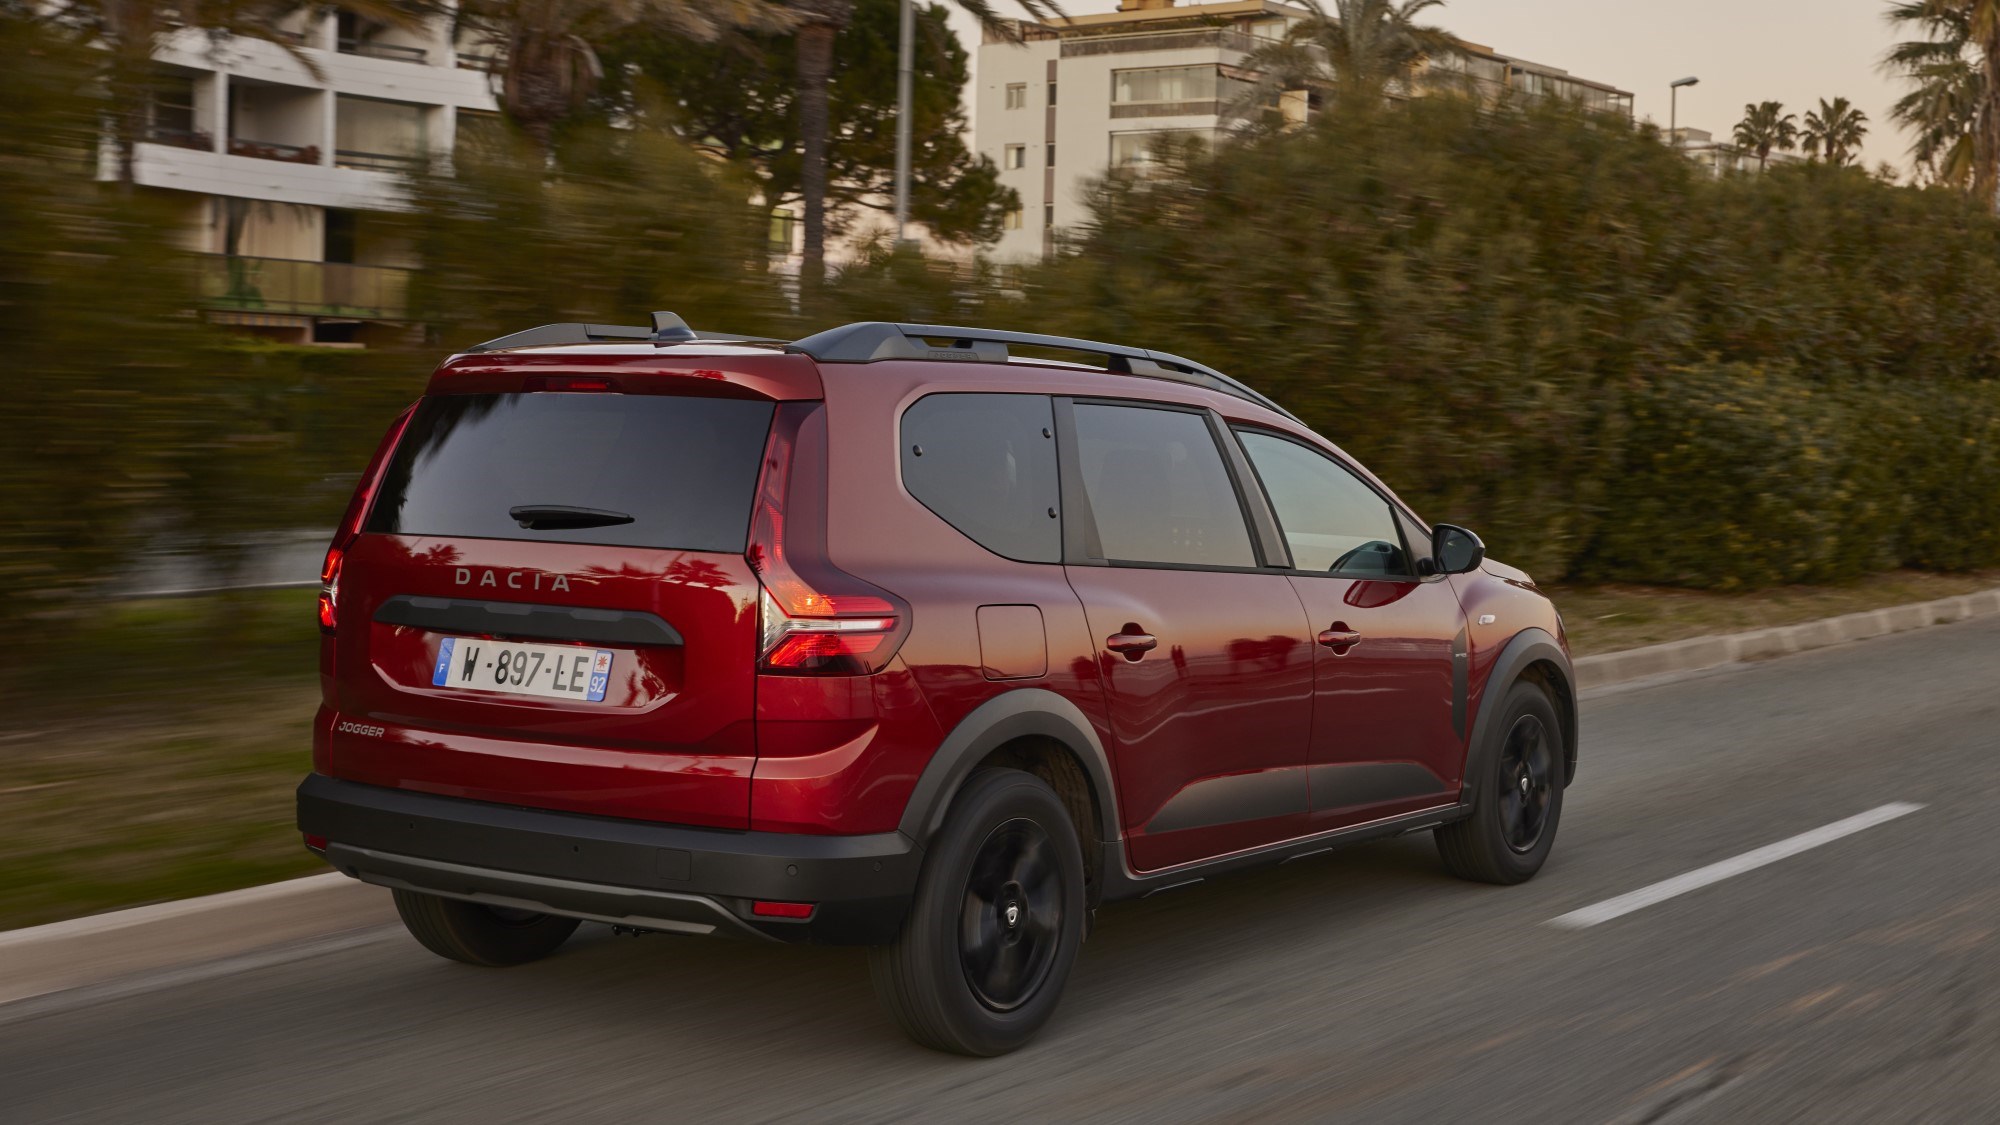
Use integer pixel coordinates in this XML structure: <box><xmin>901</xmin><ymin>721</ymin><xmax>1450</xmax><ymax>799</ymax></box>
<box><xmin>1884</xmin><ymin>1</ymin><xmax>1983</xmax><ymax>193</ymax></box>
<box><xmin>1235</xmin><ymin>0</ymin><xmax>1465</xmax><ymax>120</ymax></box>
<box><xmin>1801</xmin><ymin>96</ymin><xmax>1869</xmax><ymax>166</ymax></box>
<box><xmin>786</xmin><ymin>0</ymin><xmax>1062</xmax><ymax>296</ymax></box>
<box><xmin>1732</xmin><ymin>100</ymin><xmax>1799</xmax><ymax>171</ymax></box>
<box><xmin>45</xmin><ymin>0</ymin><xmax>415</xmax><ymax>184</ymax></box>
<box><xmin>459</xmin><ymin>0</ymin><xmax>793</xmax><ymax>153</ymax></box>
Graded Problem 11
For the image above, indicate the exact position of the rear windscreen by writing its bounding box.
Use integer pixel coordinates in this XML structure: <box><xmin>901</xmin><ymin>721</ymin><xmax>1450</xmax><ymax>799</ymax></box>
<box><xmin>366</xmin><ymin>393</ymin><xmax>776</xmax><ymax>552</ymax></box>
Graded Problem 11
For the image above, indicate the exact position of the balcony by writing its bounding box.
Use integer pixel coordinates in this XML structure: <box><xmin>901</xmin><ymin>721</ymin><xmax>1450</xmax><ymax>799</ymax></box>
<box><xmin>338</xmin><ymin>37</ymin><xmax>429</xmax><ymax>64</ymax></box>
<box><xmin>1060</xmin><ymin>29</ymin><xmax>1261</xmax><ymax>58</ymax></box>
<box><xmin>334</xmin><ymin>148</ymin><xmax>423</xmax><ymax>172</ymax></box>
<box><xmin>228</xmin><ymin>137</ymin><xmax>321</xmax><ymax>164</ymax></box>
<box><xmin>145</xmin><ymin>125</ymin><xmax>214</xmax><ymax>152</ymax></box>
<box><xmin>198</xmin><ymin>254</ymin><xmax>413</xmax><ymax>321</ymax></box>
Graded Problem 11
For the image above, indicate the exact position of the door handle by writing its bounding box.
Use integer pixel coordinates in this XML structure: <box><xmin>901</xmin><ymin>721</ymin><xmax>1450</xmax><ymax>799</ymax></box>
<box><xmin>1317</xmin><ymin>624</ymin><xmax>1362</xmax><ymax>653</ymax></box>
<box><xmin>1106</xmin><ymin>630</ymin><xmax>1158</xmax><ymax>660</ymax></box>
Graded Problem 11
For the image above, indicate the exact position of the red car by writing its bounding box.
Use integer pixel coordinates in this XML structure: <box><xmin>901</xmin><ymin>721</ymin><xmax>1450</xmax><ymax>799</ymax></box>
<box><xmin>298</xmin><ymin>315</ymin><xmax>1577</xmax><ymax>1055</ymax></box>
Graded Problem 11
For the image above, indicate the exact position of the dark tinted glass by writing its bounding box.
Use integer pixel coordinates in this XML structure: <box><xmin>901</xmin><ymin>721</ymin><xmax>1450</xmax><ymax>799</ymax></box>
<box><xmin>1072</xmin><ymin>403</ymin><xmax>1255</xmax><ymax>568</ymax></box>
<box><xmin>901</xmin><ymin>393</ymin><xmax>1061</xmax><ymax>563</ymax></box>
<box><xmin>367</xmin><ymin>393</ymin><xmax>775</xmax><ymax>552</ymax></box>
<box><xmin>1238</xmin><ymin>430</ymin><xmax>1409</xmax><ymax>575</ymax></box>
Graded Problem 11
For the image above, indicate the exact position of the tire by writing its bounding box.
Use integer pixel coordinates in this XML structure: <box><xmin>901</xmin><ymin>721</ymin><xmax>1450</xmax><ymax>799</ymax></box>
<box><xmin>392</xmin><ymin>889</ymin><xmax>582</xmax><ymax>967</ymax></box>
<box><xmin>1436</xmin><ymin>679</ymin><xmax>1565</xmax><ymax>885</ymax></box>
<box><xmin>869</xmin><ymin>768</ymin><xmax>1087</xmax><ymax>1056</ymax></box>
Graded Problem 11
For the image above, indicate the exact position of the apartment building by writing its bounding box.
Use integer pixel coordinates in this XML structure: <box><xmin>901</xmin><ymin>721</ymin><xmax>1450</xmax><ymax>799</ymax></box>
<box><xmin>1671</xmin><ymin>127</ymin><xmax>1805</xmax><ymax>177</ymax></box>
<box><xmin>976</xmin><ymin>0</ymin><xmax>1633</xmax><ymax>261</ymax></box>
<box><xmin>124</xmin><ymin>9</ymin><xmax>499</xmax><ymax>344</ymax></box>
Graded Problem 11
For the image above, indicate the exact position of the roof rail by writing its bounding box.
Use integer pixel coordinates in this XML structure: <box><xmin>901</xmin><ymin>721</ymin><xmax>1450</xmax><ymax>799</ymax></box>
<box><xmin>461</xmin><ymin>311</ymin><xmax>785</xmax><ymax>353</ymax></box>
<box><xmin>786</xmin><ymin>321</ymin><xmax>1297</xmax><ymax>421</ymax></box>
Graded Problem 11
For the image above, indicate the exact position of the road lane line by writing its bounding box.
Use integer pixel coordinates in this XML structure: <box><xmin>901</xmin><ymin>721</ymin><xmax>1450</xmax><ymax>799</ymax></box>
<box><xmin>1547</xmin><ymin>802</ymin><xmax>1926</xmax><ymax>930</ymax></box>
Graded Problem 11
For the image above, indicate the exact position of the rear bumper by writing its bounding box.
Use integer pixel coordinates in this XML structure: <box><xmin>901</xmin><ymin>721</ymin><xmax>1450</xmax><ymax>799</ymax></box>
<box><xmin>296</xmin><ymin>774</ymin><xmax>921</xmax><ymax>944</ymax></box>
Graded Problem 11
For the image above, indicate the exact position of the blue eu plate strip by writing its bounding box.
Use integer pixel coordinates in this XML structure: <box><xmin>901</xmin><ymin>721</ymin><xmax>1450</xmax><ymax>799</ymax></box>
<box><xmin>432</xmin><ymin>636</ymin><xmax>457</xmax><ymax>687</ymax></box>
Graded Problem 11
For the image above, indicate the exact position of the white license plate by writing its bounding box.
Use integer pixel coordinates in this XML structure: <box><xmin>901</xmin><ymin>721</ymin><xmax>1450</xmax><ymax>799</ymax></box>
<box><xmin>431</xmin><ymin>636</ymin><xmax>613</xmax><ymax>702</ymax></box>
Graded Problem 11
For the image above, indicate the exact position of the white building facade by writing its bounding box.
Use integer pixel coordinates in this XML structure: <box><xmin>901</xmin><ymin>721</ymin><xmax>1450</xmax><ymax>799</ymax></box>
<box><xmin>124</xmin><ymin>9</ymin><xmax>499</xmax><ymax>343</ymax></box>
<box><xmin>976</xmin><ymin>0</ymin><xmax>1633</xmax><ymax>262</ymax></box>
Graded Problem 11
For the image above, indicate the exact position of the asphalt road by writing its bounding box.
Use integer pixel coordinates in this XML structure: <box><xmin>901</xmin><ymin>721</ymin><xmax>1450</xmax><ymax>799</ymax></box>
<box><xmin>6</xmin><ymin>617</ymin><xmax>2000</xmax><ymax>1123</ymax></box>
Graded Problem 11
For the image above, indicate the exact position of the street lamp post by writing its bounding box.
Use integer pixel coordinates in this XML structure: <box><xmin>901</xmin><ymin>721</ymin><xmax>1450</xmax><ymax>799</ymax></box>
<box><xmin>893</xmin><ymin>0</ymin><xmax>914</xmax><ymax>247</ymax></box>
<box><xmin>1669</xmin><ymin>76</ymin><xmax>1699</xmax><ymax>150</ymax></box>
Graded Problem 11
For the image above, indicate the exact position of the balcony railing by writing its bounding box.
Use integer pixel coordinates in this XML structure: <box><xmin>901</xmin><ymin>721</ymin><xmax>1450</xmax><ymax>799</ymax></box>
<box><xmin>145</xmin><ymin>125</ymin><xmax>214</xmax><ymax>151</ymax></box>
<box><xmin>197</xmin><ymin>255</ymin><xmax>413</xmax><ymax>320</ymax></box>
<box><xmin>335</xmin><ymin>148</ymin><xmax>424</xmax><ymax>173</ymax></box>
<box><xmin>338</xmin><ymin>37</ymin><xmax>429</xmax><ymax>63</ymax></box>
<box><xmin>455</xmin><ymin>51</ymin><xmax>501</xmax><ymax>72</ymax></box>
<box><xmin>228</xmin><ymin>137</ymin><xmax>321</xmax><ymax>164</ymax></box>
<box><xmin>1060</xmin><ymin>28</ymin><xmax>1262</xmax><ymax>57</ymax></box>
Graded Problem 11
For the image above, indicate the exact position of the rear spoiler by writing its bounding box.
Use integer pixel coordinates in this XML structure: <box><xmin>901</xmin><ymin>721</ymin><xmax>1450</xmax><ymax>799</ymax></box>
<box><xmin>463</xmin><ymin>312</ymin><xmax>784</xmax><ymax>353</ymax></box>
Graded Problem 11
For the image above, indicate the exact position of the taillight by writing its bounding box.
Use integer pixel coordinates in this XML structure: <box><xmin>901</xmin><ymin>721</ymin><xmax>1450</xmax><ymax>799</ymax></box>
<box><xmin>747</xmin><ymin>402</ymin><xmax>909</xmax><ymax>675</ymax></box>
<box><xmin>319</xmin><ymin>403</ymin><xmax>415</xmax><ymax>635</ymax></box>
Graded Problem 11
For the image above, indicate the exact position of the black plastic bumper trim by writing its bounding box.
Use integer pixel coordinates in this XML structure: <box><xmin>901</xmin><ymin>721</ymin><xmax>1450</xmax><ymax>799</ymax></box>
<box><xmin>297</xmin><ymin>775</ymin><xmax>921</xmax><ymax>944</ymax></box>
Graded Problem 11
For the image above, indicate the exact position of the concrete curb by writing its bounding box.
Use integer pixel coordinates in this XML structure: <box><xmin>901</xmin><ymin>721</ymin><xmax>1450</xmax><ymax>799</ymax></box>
<box><xmin>4</xmin><ymin>585</ymin><xmax>1997</xmax><ymax>1008</ymax></box>
<box><xmin>1573</xmin><ymin>587</ymin><xmax>2000</xmax><ymax>690</ymax></box>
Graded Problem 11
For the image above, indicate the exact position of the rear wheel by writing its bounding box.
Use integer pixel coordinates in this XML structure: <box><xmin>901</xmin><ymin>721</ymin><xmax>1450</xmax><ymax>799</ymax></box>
<box><xmin>1436</xmin><ymin>680</ymin><xmax>1564</xmax><ymax>885</ymax></box>
<box><xmin>869</xmin><ymin>769</ymin><xmax>1086</xmax><ymax>1056</ymax></box>
<box><xmin>392</xmin><ymin>889</ymin><xmax>581</xmax><ymax>967</ymax></box>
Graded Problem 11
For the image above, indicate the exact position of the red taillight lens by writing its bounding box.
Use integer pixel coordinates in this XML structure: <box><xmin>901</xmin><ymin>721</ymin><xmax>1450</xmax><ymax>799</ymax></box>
<box><xmin>524</xmin><ymin>375</ymin><xmax>619</xmax><ymax>393</ymax></box>
<box><xmin>747</xmin><ymin>403</ymin><xmax>908</xmax><ymax>675</ymax></box>
<box><xmin>317</xmin><ymin>546</ymin><xmax>343</xmax><ymax>630</ymax></box>
<box><xmin>319</xmin><ymin>403</ymin><xmax>415</xmax><ymax>635</ymax></box>
<box><xmin>751</xmin><ymin>900</ymin><xmax>815</xmax><ymax>919</ymax></box>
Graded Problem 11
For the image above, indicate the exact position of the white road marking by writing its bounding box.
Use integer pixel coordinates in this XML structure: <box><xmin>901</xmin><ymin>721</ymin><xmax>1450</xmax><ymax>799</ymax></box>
<box><xmin>1547</xmin><ymin>802</ymin><xmax>1926</xmax><ymax>930</ymax></box>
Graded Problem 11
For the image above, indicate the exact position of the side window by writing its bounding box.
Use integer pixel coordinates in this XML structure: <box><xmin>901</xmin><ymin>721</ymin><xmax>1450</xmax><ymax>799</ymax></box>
<box><xmin>1072</xmin><ymin>403</ymin><xmax>1256</xmax><ymax>568</ymax></box>
<box><xmin>901</xmin><ymin>393</ymin><xmax>1061</xmax><ymax>563</ymax></box>
<box><xmin>1237</xmin><ymin>430</ymin><xmax>1410</xmax><ymax>576</ymax></box>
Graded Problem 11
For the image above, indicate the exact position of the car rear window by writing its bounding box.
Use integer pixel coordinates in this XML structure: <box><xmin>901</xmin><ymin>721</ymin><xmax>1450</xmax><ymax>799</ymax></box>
<box><xmin>366</xmin><ymin>393</ymin><xmax>776</xmax><ymax>552</ymax></box>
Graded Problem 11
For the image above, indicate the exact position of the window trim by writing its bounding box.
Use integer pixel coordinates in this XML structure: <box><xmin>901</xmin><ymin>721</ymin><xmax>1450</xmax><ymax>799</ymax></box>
<box><xmin>1228</xmin><ymin>424</ymin><xmax>1433</xmax><ymax>582</ymax></box>
<box><xmin>1053</xmin><ymin>396</ymin><xmax>1271</xmax><ymax>574</ymax></box>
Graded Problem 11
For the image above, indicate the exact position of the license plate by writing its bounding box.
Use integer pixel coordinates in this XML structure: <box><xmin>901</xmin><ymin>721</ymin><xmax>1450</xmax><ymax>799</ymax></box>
<box><xmin>431</xmin><ymin>636</ymin><xmax>613</xmax><ymax>702</ymax></box>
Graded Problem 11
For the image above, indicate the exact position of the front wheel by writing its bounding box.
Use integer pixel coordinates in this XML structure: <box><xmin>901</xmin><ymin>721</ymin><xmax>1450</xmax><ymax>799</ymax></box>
<box><xmin>869</xmin><ymin>768</ymin><xmax>1086</xmax><ymax>1056</ymax></box>
<box><xmin>392</xmin><ymin>889</ymin><xmax>581</xmax><ymax>967</ymax></box>
<box><xmin>1436</xmin><ymin>680</ymin><xmax>1565</xmax><ymax>885</ymax></box>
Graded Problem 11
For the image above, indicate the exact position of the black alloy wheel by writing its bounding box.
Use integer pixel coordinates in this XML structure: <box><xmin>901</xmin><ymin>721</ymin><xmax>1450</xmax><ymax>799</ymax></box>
<box><xmin>959</xmin><ymin>818</ymin><xmax>1064</xmax><ymax>1012</ymax></box>
<box><xmin>1496</xmin><ymin>713</ymin><xmax>1556</xmax><ymax>854</ymax></box>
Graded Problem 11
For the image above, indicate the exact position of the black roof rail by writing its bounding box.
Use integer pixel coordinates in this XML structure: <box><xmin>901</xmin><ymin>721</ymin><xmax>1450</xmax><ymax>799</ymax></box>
<box><xmin>786</xmin><ymin>321</ymin><xmax>1298</xmax><ymax>422</ymax></box>
<box><xmin>462</xmin><ymin>311</ymin><xmax>787</xmax><ymax>353</ymax></box>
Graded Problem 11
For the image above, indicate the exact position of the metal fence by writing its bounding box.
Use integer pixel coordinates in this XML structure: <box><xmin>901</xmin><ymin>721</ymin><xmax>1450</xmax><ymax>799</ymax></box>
<box><xmin>196</xmin><ymin>255</ymin><xmax>414</xmax><ymax>321</ymax></box>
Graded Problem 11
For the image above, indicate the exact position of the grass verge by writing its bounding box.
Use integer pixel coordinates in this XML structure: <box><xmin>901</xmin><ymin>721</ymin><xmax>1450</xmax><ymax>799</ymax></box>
<box><xmin>4</xmin><ymin>572</ymin><xmax>1997</xmax><ymax>930</ymax></box>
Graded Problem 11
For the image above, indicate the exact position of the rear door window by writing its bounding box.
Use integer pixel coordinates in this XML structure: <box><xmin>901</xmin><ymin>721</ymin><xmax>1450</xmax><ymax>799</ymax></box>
<box><xmin>901</xmin><ymin>393</ymin><xmax>1062</xmax><ymax>563</ymax></box>
<box><xmin>1071</xmin><ymin>402</ymin><xmax>1257</xmax><ymax>568</ymax></box>
<box><xmin>367</xmin><ymin>393</ymin><xmax>775</xmax><ymax>551</ymax></box>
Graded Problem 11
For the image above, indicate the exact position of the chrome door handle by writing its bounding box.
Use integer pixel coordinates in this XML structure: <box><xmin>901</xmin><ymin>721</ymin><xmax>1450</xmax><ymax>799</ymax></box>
<box><xmin>1316</xmin><ymin>626</ymin><xmax>1362</xmax><ymax>652</ymax></box>
<box><xmin>1106</xmin><ymin>631</ymin><xmax>1158</xmax><ymax>660</ymax></box>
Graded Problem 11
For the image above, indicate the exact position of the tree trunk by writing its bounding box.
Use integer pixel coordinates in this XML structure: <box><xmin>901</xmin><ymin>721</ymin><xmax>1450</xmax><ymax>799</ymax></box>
<box><xmin>1980</xmin><ymin>38</ymin><xmax>2000</xmax><ymax>212</ymax></box>
<box><xmin>795</xmin><ymin>15</ymin><xmax>839</xmax><ymax>302</ymax></box>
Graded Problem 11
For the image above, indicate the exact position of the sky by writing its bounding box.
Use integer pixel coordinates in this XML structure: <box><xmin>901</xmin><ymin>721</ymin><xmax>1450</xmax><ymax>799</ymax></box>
<box><xmin>946</xmin><ymin>0</ymin><xmax>1919</xmax><ymax>170</ymax></box>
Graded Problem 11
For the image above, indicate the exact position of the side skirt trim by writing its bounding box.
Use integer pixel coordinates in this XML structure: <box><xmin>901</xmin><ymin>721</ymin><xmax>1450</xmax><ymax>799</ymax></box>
<box><xmin>1101</xmin><ymin>801</ymin><xmax>1469</xmax><ymax>901</ymax></box>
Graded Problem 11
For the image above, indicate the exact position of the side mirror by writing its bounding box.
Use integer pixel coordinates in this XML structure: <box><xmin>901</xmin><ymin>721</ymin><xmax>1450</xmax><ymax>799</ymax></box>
<box><xmin>1432</xmin><ymin>524</ymin><xmax>1485</xmax><ymax>575</ymax></box>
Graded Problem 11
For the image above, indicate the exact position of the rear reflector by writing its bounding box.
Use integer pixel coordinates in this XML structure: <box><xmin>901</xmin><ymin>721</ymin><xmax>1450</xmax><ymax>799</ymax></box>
<box><xmin>751</xmin><ymin>900</ymin><xmax>815</xmax><ymax>919</ymax></box>
<box><xmin>303</xmin><ymin>833</ymin><xmax>329</xmax><ymax>852</ymax></box>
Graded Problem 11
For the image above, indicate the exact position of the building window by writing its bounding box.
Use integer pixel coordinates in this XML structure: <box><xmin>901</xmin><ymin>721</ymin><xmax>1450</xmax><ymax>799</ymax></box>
<box><xmin>1109</xmin><ymin>129</ymin><xmax>1213</xmax><ymax>175</ymax></box>
<box><xmin>1045</xmin><ymin>142</ymin><xmax>1055</xmax><ymax>166</ymax></box>
<box><xmin>1004</xmin><ymin>144</ymin><xmax>1026</xmax><ymax>169</ymax></box>
<box><xmin>1005</xmin><ymin>83</ymin><xmax>1027</xmax><ymax>110</ymax></box>
<box><xmin>1043</xmin><ymin>203</ymin><xmax>1054</xmax><ymax>228</ymax></box>
<box><xmin>336</xmin><ymin>95</ymin><xmax>428</xmax><ymax>171</ymax></box>
<box><xmin>1113</xmin><ymin>65</ymin><xmax>1222</xmax><ymax>105</ymax></box>
<box><xmin>1003</xmin><ymin>208</ymin><xmax>1023</xmax><ymax>230</ymax></box>
<box><xmin>1047</xmin><ymin>81</ymin><xmax>1057</xmax><ymax>106</ymax></box>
